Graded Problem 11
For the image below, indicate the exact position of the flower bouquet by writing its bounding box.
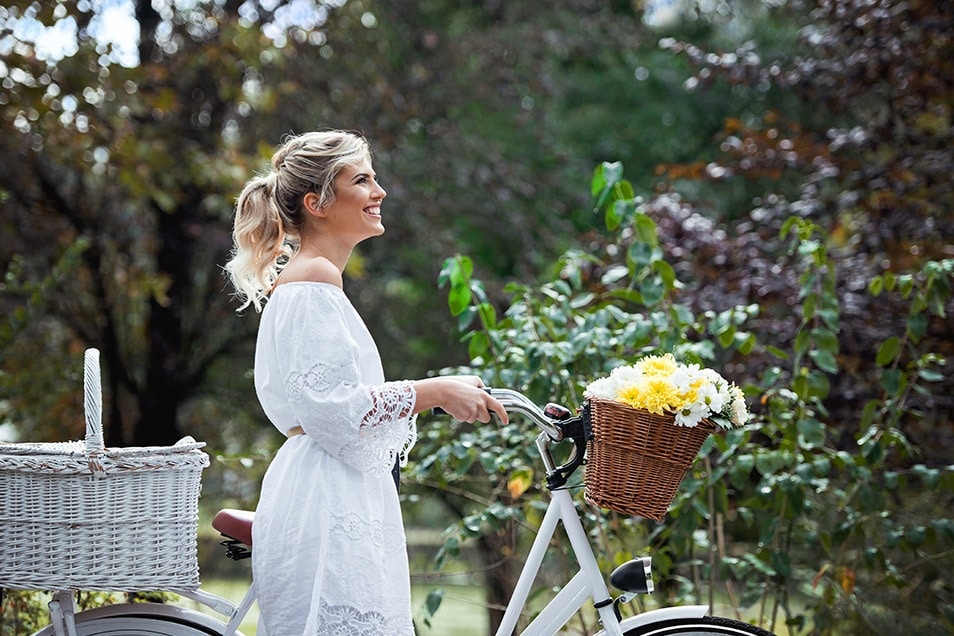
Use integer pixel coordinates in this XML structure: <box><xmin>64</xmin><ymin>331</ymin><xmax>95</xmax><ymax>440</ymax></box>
<box><xmin>582</xmin><ymin>354</ymin><xmax>748</xmax><ymax>520</ymax></box>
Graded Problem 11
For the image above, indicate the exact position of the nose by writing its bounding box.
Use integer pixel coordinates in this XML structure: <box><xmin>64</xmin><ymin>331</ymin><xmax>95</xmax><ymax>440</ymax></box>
<box><xmin>374</xmin><ymin>180</ymin><xmax>386</xmax><ymax>200</ymax></box>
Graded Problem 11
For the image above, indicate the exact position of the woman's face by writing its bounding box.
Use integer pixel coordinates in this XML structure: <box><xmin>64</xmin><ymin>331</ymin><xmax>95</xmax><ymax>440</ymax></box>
<box><xmin>322</xmin><ymin>157</ymin><xmax>387</xmax><ymax>243</ymax></box>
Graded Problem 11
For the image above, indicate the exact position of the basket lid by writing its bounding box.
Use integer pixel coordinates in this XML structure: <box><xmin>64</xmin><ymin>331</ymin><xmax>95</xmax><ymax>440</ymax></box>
<box><xmin>0</xmin><ymin>436</ymin><xmax>206</xmax><ymax>458</ymax></box>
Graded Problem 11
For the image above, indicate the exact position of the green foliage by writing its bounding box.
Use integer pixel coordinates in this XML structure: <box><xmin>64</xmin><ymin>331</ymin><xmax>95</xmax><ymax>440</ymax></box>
<box><xmin>413</xmin><ymin>161</ymin><xmax>954</xmax><ymax>634</ymax></box>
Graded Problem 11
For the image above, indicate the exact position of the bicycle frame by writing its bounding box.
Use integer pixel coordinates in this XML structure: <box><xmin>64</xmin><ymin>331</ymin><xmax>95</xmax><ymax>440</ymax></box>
<box><xmin>497</xmin><ymin>445</ymin><xmax>619</xmax><ymax>635</ymax></box>
<box><xmin>490</xmin><ymin>390</ymin><xmax>709</xmax><ymax>636</ymax></box>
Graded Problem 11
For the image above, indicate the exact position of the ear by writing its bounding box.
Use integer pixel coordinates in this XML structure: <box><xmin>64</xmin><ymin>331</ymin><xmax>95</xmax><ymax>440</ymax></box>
<box><xmin>303</xmin><ymin>192</ymin><xmax>326</xmax><ymax>217</ymax></box>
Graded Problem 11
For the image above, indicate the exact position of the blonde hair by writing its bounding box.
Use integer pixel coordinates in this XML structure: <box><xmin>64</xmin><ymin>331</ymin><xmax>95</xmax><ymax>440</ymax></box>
<box><xmin>224</xmin><ymin>130</ymin><xmax>371</xmax><ymax>311</ymax></box>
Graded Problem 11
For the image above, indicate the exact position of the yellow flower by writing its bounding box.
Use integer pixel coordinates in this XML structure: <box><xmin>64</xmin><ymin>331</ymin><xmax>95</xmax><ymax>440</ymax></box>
<box><xmin>634</xmin><ymin>353</ymin><xmax>678</xmax><ymax>378</ymax></box>
<box><xmin>583</xmin><ymin>353</ymin><xmax>750</xmax><ymax>429</ymax></box>
<box><xmin>618</xmin><ymin>378</ymin><xmax>681</xmax><ymax>415</ymax></box>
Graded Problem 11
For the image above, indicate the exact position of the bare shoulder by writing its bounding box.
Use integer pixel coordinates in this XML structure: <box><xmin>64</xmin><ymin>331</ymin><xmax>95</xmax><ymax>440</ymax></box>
<box><xmin>276</xmin><ymin>256</ymin><xmax>343</xmax><ymax>288</ymax></box>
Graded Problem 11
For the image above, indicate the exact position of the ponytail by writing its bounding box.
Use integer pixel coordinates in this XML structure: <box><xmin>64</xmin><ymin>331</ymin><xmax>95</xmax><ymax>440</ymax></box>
<box><xmin>224</xmin><ymin>173</ymin><xmax>297</xmax><ymax>312</ymax></box>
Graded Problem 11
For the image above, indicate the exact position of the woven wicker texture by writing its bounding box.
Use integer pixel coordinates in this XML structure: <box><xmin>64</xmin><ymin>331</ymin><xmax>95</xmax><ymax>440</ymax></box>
<box><xmin>585</xmin><ymin>397</ymin><xmax>715</xmax><ymax>521</ymax></box>
<box><xmin>0</xmin><ymin>349</ymin><xmax>209</xmax><ymax>591</ymax></box>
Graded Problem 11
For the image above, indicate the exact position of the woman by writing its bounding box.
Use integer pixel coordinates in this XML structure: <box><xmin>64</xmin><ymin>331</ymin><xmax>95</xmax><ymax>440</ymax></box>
<box><xmin>224</xmin><ymin>130</ymin><xmax>508</xmax><ymax>635</ymax></box>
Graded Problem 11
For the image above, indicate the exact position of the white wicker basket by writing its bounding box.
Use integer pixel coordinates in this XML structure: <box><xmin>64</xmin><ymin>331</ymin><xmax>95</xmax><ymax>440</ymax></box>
<box><xmin>0</xmin><ymin>349</ymin><xmax>210</xmax><ymax>592</ymax></box>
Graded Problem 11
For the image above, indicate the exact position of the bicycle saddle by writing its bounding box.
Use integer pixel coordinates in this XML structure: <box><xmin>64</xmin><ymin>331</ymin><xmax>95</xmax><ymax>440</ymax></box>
<box><xmin>212</xmin><ymin>508</ymin><xmax>255</xmax><ymax>546</ymax></box>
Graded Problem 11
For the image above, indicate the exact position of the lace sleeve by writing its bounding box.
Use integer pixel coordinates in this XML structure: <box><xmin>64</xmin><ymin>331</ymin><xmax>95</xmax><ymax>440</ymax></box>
<box><xmin>275</xmin><ymin>287</ymin><xmax>417</xmax><ymax>475</ymax></box>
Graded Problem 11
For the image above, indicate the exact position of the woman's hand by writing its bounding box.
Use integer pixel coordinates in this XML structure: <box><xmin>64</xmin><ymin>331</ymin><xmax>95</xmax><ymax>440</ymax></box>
<box><xmin>413</xmin><ymin>377</ymin><xmax>509</xmax><ymax>424</ymax></box>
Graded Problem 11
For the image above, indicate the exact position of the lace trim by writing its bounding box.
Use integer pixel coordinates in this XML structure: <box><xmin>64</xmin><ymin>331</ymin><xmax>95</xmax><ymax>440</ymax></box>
<box><xmin>286</xmin><ymin>360</ymin><xmax>355</xmax><ymax>399</ymax></box>
<box><xmin>363</xmin><ymin>381</ymin><xmax>417</xmax><ymax>467</ymax></box>
<box><xmin>330</xmin><ymin>512</ymin><xmax>405</xmax><ymax>553</ymax></box>
<box><xmin>316</xmin><ymin>599</ymin><xmax>414</xmax><ymax>635</ymax></box>
<box><xmin>286</xmin><ymin>362</ymin><xmax>417</xmax><ymax>474</ymax></box>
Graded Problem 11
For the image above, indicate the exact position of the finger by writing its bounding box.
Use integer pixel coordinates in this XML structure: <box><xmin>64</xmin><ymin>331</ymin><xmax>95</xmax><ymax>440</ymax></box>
<box><xmin>488</xmin><ymin>398</ymin><xmax>509</xmax><ymax>424</ymax></box>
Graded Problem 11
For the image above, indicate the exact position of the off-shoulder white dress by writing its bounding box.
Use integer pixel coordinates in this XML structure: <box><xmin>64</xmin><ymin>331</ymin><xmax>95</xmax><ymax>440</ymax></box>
<box><xmin>251</xmin><ymin>282</ymin><xmax>418</xmax><ymax>635</ymax></box>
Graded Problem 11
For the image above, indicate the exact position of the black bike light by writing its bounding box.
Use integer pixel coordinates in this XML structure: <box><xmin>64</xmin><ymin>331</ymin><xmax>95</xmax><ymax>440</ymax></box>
<box><xmin>609</xmin><ymin>556</ymin><xmax>654</xmax><ymax>595</ymax></box>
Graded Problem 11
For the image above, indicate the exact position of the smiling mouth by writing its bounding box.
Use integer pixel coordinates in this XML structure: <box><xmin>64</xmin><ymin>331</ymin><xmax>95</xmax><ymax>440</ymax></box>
<box><xmin>364</xmin><ymin>206</ymin><xmax>381</xmax><ymax>217</ymax></box>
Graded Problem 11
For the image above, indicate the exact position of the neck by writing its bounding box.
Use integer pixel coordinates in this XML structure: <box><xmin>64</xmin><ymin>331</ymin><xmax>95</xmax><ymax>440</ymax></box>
<box><xmin>298</xmin><ymin>233</ymin><xmax>354</xmax><ymax>273</ymax></box>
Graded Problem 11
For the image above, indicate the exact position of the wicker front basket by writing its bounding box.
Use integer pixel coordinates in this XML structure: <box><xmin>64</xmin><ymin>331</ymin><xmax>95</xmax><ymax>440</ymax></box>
<box><xmin>0</xmin><ymin>349</ymin><xmax>209</xmax><ymax>592</ymax></box>
<box><xmin>584</xmin><ymin>397</ymin><xmax>716</xmax><ymax>521</ymax></box>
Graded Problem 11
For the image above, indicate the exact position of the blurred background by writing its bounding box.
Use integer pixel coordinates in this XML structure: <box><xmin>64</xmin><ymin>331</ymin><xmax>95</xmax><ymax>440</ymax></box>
<box><xmin>1</xmin><ymin>0</ymin><xmax>952</xmax><ymax>634</ymax></box>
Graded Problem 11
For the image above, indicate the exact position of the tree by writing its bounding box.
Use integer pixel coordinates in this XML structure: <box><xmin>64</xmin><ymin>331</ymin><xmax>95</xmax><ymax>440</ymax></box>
<box><xmin>0</xmin><ymin>0</ymin><xmax>325</xmax><ymax>445</ymax></box>
<box><xmin>653</xmin><ymin>0</ymin><xmax>954</xmax><ymax>459</ymax></box>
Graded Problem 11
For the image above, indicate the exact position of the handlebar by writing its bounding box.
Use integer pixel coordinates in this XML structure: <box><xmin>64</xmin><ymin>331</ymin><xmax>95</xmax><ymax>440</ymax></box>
<box><xmin>434</xmin><ymin>387</ymin><xmax>590</xmax><ymax>490</ymax></box>
<box><xmin>486</xmin><ymin>388</ymin><xmax>564</xmax><ymax>441</ymax></box>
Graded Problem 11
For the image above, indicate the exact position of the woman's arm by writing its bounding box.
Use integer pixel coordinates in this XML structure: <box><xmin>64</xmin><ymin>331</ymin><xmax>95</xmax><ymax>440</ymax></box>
<box><xmin>412</xmin><ymin>376</ymin><xmax>509</xmax><ymax>424</ymax></box>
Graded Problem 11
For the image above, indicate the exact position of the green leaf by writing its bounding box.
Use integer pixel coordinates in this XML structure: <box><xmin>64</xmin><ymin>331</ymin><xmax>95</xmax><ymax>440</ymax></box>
<box><xmin>605</xmin><ymin>202</ymin><xmax>623</xmax><ymax>231</ymax></box>
<box><xmin>883</xmin><ymin>471</ymin><xmax>899</xmax><ymax>490</ymax></box>
<box><xmin>755</xmin><ymin>450</ymin><xmax>790</xmax><ymax>476</ymax></box>
<box><xmin>425</xmin><ymin>588</ymin><xmax>445</xmax><ymax>616</ymax></box>
<box><xmin>639</xmin><ymin>276</ymin><xmax>665</xmax><ymax>307</ymax></box>
<box><xmin>601</xmin><ymin>161</ymin><xmax>623</xmax><ymax>188</ymax></box>
<box><xmin>809</xmin><ymin>349</ymin><xmax>839</xmax><ymax>374</ymax></box>
<box><xmin>730</xmin><ymin>454</ymin><xmax>755</xmax><ymax>489</ymax></box>
<box><xmin>601</xmin><ymin>264</ymin><xmax>629</xmax><ymax>285</ymax></box>
<box><xmin>797</xmin><ymin>418</ymin><xmax>827</xmax><ymax>448</ymax></box>
<box><xmin>633</xmin><ymin>213</ymin><xmax>659</xmax><ymax>247</ymax></box>
<box><xmin>905</xmin><ymin>525</ymin><xmax>926</xmax><ymax>548</ymax></box>
<box><xmin>876</xmin><ymin>336</ymin><xmax>902</xmax><ymax>366</ymax></box>
<box><xmin>448</xmin><ymin>284</ymin><xmax>472</xmax><ymax>316</ymax></box>
<box><xmin>882</xmin><ymin>368</ymin><xmax>903</xmax><ymax>394</ymax></box>
<box><xmin>771</xmin><ymin>550</ymin><xmax>792</xmax><ymax>577</ymax></box>
<box><xmin>744</xmin><ymin>553</ymin><xmax>777</xmax><ymax>577</ymax></box>
<box><xmin>476</xmin><ymin>302</ymin><xmax>497</xmax><ymax>328</ymax></box>
<box><xmin>817</xmin><ymin>307</ymin><xmax>840</xmax><ymax>330</ymax></box>
<box><xmin>654</xmin><ymin>260</ymin><xmax>677</xmax><ymax>289</ymax></box>
<box><xmin>718</xmin><ymin>325</ymin><xmax>736</xmax><ymax>348</ymax></box>
<box><xmin>737</xmin><ymin>332</ymin><xmax>756</xmax><ymax>355</ymax></box>
<box><xmin>913</xmin><ymin>465</ymin><xmax>941</xmax><ymax>488</ymax></box>
<box><xmin>811</xmin><ymin>327</ymin><xmax>840</xmax><ymax>353</ymax></box>
<box><xmin>798</xmin><ymin>369</ymin><xmax>831</xmax><ymax>400</ymax></box>
<box><xmin>591</xmin><ymin>163</ymin><xmax>609</xmax><ymax>197</ymax></box>
<box><xmin>906</xmin><ymin>313</ymin><xmax>927</xmax><ymax>342</ymax></box>
<box><xmin>629</xmin><ymin>241</ymin><xmax>655</xmax><ymax>267</ymax></box>
<box><xmin>898</xmin><ymin>274</ymin><xmax>914</xmax><ymax>297</ymax></box>
<box><xmin>457</xmin><ymin>306</ymin><xmax>478</xmax><ymax>331</ymax></box>
<box><xmin>918</xmin><ymin>368</ymin><xmax>943</xmax><ymax>382</ymax></box>
<box><xmin>441</xmin><ymin>254</ymin><xmax>473</xmax><ymax>286</ymax></box>
<box><xmin>467</xmin><ymin>331</ymin><xmax>489</xmax><ymax>360</ymax></box>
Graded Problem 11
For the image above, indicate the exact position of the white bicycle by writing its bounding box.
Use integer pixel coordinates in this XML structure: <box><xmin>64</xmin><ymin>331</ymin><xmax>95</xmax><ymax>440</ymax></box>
<box><xmin>29</xmin><ymin>388</ymin><xmax>775</xmax><ymax>636</ymax></box>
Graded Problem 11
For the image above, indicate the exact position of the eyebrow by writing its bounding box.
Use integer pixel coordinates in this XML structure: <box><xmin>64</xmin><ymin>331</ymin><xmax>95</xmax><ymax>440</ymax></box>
<box><xmin>350</xmin><ymin>172</ymin><xmax>376</xmax><ymax>183</ymax></box>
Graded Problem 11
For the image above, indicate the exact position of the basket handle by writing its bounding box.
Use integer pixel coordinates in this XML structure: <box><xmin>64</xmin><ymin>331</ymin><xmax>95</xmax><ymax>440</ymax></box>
<box><xmin>84</xmin><ymin>348</ymin><xmax>106</xmax><ymax>476</ymax></box>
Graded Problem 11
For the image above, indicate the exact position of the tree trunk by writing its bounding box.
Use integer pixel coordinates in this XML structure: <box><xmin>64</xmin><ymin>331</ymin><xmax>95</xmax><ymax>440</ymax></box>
<box><xmin>479</xmin><ymin>523</ymin><xmax>519</xmax><ymax>635</ymax></box>
<box><xmin>134</xmin><ymin>200</ymin><xmax>195</xmax><ymax>446</ymax></box>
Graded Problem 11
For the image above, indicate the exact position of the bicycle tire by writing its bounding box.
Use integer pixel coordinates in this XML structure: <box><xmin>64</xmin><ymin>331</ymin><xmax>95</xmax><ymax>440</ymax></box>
<box><xmin>70</xmin><ymin>616</ymin><xmax>221</xmax><ymax>635</ymax></box>
<box><xmin>32</xmin><ymin>603</ymin><xmax>231</xmax><ymax>636</ymax></box>
<box><xmin>623</xmin><ymin>615</ymin><xmax>777</xmax><ymax>635</ymax></box>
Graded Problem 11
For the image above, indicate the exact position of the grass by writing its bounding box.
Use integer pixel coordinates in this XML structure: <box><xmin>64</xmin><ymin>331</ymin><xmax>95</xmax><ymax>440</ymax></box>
<box><xmin>179</xmin><ymin>577</ymin><xmax>489</xmax><ymax>635</ymax></box>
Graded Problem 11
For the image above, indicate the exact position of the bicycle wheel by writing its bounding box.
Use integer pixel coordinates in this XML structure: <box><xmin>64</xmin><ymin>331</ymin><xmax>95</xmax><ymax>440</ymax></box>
<box><xmin>70</xmin><ymin>616</ymin><xmax>222</xmax><ymax>635</ymax></box>
<box><xmin>623</xmin><ymin>615</ymin><xmax>777</xmax><ymax>635</ymax></box>
<box><xmin>33</xmin><ymin>603</ymin><xmax>230</xmax><ymax>636</ymax></box>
